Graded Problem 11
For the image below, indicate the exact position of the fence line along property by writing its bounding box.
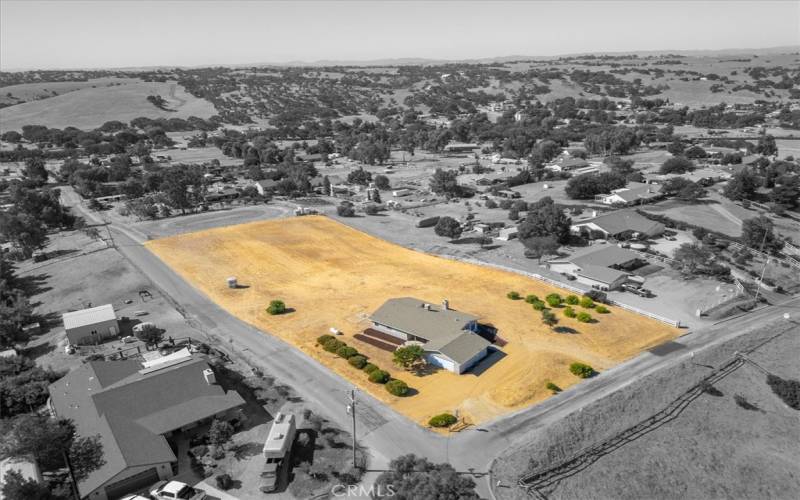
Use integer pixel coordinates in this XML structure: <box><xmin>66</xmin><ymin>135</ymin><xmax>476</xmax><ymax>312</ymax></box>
<box><xmin>438</xmin><ymin>254</ymin><xmax>682</xmax><ymax>327</ymax></box>
<box><xmin>517</xmin><ymin>354</ymin><xmax>747</xmax><ymax>497</ymax></box>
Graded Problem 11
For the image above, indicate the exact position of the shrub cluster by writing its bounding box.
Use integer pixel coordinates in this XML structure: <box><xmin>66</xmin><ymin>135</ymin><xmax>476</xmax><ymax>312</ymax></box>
<box><xmin>266</xmin><ymin>299</ymin><xmax>287</xmax><ymax>315</ymax></box>
<box><xmin>595</xmin><ymin>305</ymin><xmax>610</xmax><ymax>314</ymax></box>
<box><xmin>316</xmin><ymin>336</ymin><xmax>409</xmax><ymax>395</ymax></box>
<box><xmin>545</xmin><ymin>381</ymin><xmax>561</xmax><ymax>393</ymax></box>
<box><xmin>507</xmin><ymin>291</ymin><xmax>521</xmax><ymax>300</ymax></box>
<box><xmin>386</xmin><ymin>379</ymin><xmax>409</xmax><ymax>396</ymax></box>
<box><xmin>569</xmin><ymin>362</ymin><xmax>595</xmax><ymax>378</ymax></box>
<box><xmin>368</xmin><ymin>369</ymin><xmax>390</xmax><ymax>384</ymax></box>
<box><xmin>545</xmin><ymin>293</ymin><xmax>563</xmax><ymax>307</ymax></box>
<box><xmin>525</xmin><ymin>294</ymin><xmax>539</xmax><ymax>304</ymax></box>
<box><xmin>428</xmin><ymin>413</ymin><xmax>457</xmax><ymax>427</ymax></box>
<box><xmin>348</xmin><ymin>355</ymin><xmax>367</xmax><ymax>369</ymax></box>
<box><xmin>565</xmin><ymin>295</ymin><xmax>580</xmax><ymax>305</ymax></box>
<box><xmin>579</xmin><ymin>296</ymin><xmax>595</xmax><ymax>308</ymax></box>
<box><xmin>576</xmin><ymin>312</ymin><xmax>593</xmax><ymax>323</ymax></box>
<box><xmin>531</xmin><ymin>300</ymin><xmax>546</xmax><ymax>311</ymax></box>
<box><xmin>563</xmin><ymin>307</ymin><xmax>577</xmax><ymax>318</ymax></box>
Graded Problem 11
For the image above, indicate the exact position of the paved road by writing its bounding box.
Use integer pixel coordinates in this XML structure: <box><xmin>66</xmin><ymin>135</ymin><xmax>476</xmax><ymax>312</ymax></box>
<box><xmin>61</xmin><ymin>189</ymin><xmax>800</xmax><ymax>497</ymax></box>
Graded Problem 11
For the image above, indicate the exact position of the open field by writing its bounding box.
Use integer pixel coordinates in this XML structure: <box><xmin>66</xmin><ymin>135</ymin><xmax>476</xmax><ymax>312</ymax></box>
<box><xmin>492</xmin><ymin>317</ymin><xmax>800</xmax><ymax>500</ymax></box>
<box><xmin>146</xmin><ymin>216</ymin><xmax>679</xmax><ymax>425</ymax></box>
<box><xmin>0</xmin><ymin>80</ymin><xmax>217</xmax><ymax>131</ymax></box>
<box><xmin>0</xmin><ymin>77</ymin><xmax>141</xmax><ymax>106</ymax></box>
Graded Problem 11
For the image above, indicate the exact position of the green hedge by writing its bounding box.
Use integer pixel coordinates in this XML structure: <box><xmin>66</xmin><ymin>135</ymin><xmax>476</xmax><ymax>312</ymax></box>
<box><xmin>385</xmin><ymin>379</ymin><xmax>409</xmax><ymax>396</ymax></box>
<box><xmin>317</xmin><ymin>334</ymin><xmax>335</xmax><ymax>345</ymax></box>
<box><xmin>266</xmin><ymin>300</ymin><xmax>286</xmax><ymax>315</ymax></box>
<box><xmin>368</xmin><ymin>369</ymin><xmax>390</xmax><ymax>384</ymax></box>
<box><xmin>563</xmin><ymin>307</ymin><xmax>577</xmax><ymax>318</ymax></box>
<box><xmin>579</xmin><ymin>296</ymin><xmax>595</xmax><ymax>308</ymax></box>
<box><xmin>336</xmin><ymin>345</ymin><xmax>359</xmax><ymax>359</ymax></box>
<box><xmin>428</xmin><ymin>413</ymin><xmax>457</xmax><ymax>427</ymax></box>
<box><xmin>348</xmin><ymin>355</ymin><xmax>367</xmax><ymax>369</ymax></box>
<box><xmin>569</xmin><ymin>362</ymin><xmax>595</xmax><ymax>378</ymax></box>
<box><xmin>524</xmin><ymin>294</ymin><xmax>539</xmax><ymax>304</ymax></box>
<box><xmin>565</xmin><ymin>295</ymin><xmax>579</xmax><ymax>305</ymax></box>
<box><xmin>322</xmin><ymin>338</ymin><xmax>344</xmax><ymax>353</ymax></box>
<box><xmin>577</xmin><ymin>312</ymin><xmax>593</xmax><ymax>323</ymax></box>
<box><xmin>362</xmin><ymin>363</ymin><xmax>379</xmax><ymax>374</ymax></box>
<box><xmin>507</xmin><ymin>291</ymin><xmax>521</xmax><ymax>300</ymax></box>
<box><xmin>532</xmin><ymin>300</ymin><xmax>546</xmax><ymax>311</ymax></box>
<box><xmin>595</xmin><ymin>305</ymin><xmax>610</xmax><ymax>314</ymax></box>
<box><xmin>545</xmin><ymin>293</ymin><xmax>562</xmax><ymax>307</ymax></box>
<box><xmin>545</xmin><ymin>381</ymin><xmax>561</xmax><ymax>393</ymax></box>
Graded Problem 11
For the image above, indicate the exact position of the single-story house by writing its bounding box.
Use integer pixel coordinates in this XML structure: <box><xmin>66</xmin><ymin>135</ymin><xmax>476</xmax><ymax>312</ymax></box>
<box><xmin>496</xmin><ymin>227</ymin><xmax>518</xmax><ymax>241</ymax></box>
<box><xmin>547</xmin><ymin>245</ymin><xmax>645</xmax><ymax>290</ymax></box>
<box><xmin>63</xmin><ymin>304</ymin><xmax>119</xmax><ymax>346</ymax></box>
<box><xmin>546</xmin><ymin>157</ymin><xmax>589</xmax><ymax>172</ymax></box>
<box><xmin>741</xmin><ymin>154</ymin><xmax>764</xmax><ymax>166</ymax></box>
<box><xmin>595</xmin><ymin>182</ymin><xmax>664</xmax><ymax>206</ymax></box>
<box><xmin>369</xmin><ymin>298</ymin><xmax>492</xmax><ymax>374</ymax></box>
<box><xmin>444</xmin><ymin>142</ymin><xmax>479</xmax><ymax>153</ymax></box>
<box><xmin>48</xmin><ymin>351</ymin><xmax>245</xmax><ymax>500</ymax></box>
<box><xmin>571</xmin><ymin>210</ymin><xmax>665</xmax><ymax>240</ymax></box>
<box><xmin>252</xmin><ymin>179</ymin><xmax>277</xmax><ymax>195</ymax></box>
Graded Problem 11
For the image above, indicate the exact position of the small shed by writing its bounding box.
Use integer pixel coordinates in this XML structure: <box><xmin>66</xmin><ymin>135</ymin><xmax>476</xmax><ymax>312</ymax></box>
<box><xmin>63</xmin><ymin>304</ymin><xmax>118</xmax><ymax>346</ymax></box>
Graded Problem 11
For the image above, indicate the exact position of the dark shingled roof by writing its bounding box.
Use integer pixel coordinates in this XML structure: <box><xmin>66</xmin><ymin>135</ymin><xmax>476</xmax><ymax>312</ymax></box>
<box><xmin>48</xmin><ymin>357</ymin><xmax>244</xmax><ymax>497</ymax></box>
<box><xmin>370</xmin><ymin>298</ymin><xmax>490</xmax><ymax>366</ymax></box>
<box><xmin>573</xmin><ymin>210</ymin><xmax>665</xmax><ymax>237</ymax></box>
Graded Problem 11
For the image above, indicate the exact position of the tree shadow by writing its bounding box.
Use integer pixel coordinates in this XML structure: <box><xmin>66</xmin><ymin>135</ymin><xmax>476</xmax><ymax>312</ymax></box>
<box><xmin>553</xmin><ymin>326</ymin><xmax>579</xmax><ymax>334</ymax></box>
<box><xmin>16</xmin><ymin>273</ymin><xmax>52</xmax><ymax>296</ymax></box>
<box><xmin>232</xmin><ymin>442</ymin><xmax>263</xmax><ymax>461</ymax></box>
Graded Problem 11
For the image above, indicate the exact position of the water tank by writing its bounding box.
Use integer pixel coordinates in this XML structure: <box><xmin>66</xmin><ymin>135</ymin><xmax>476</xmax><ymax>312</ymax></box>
<box><xmin>227</xmin><ymin>277</ymin><xmax>237</xmax><ymax>288</ymax></box>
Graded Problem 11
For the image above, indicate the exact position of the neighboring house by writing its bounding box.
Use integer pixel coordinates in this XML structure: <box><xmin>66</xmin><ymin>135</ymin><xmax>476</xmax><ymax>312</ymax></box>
<box><xmin>571</xmin><ymin>210</ymin><xmax>665</xmax><ymax>240</ymax></box>
<box><xmin>740</xmin><ymin>154</ymin><xmax>764</xmax><ymax>166</ymax></box>
<box><xmin>595</xmin><ymin>182</ymin><xmax>664</xmax><ymax>206</ymax></box>
<box><xmin>0</xmin><ymin>457</ymin><xmax>42</xmax><ymax>499</ymax></box>
<box><xmin>547</xmin><ymin>245</ymin><xmax>645</xmax><ymax>290</ymax></box>
<box><xmin>47</xmin><ymin>351</ymin><xmax>245</xmax><ymax>500</ymax></box>
<box><xmin>496</xmin><ymin>227</ymin><xmax>518</xmax><ymax>241</ymax></box>
<box><xmin>369</xmin><ymin>298</ymin><xmax>492</xmax><ymax>374</ymax></box>
<box><xmin>443</xmin><ymin>142</ymin><xmax>479</xmax><ymax>153</ymax></box>
<box><xmin>63</xmin><ymin>304</ymin><xmax>119</xmax><ymax>346</ymax></box>
<box><xmin>252</xmin><ymin>179</ymin><xmax>277</xmax><ymax>195</ymax></box>
<box><xmin>204</xmin><ymin>188</ymin><xmax>239</xmax><ymax>203</ymax></box>
<box><xmin>546</xmin><ymin>157</ymin><xmax>590</xmax><ymax>172</ymax></box>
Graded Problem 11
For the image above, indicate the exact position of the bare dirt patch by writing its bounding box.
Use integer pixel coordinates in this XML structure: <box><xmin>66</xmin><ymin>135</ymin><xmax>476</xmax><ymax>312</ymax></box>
<box><xmin>146</xmin><ymin>216</ymin><xmax>679</xmax><ymax>426</ymax></box>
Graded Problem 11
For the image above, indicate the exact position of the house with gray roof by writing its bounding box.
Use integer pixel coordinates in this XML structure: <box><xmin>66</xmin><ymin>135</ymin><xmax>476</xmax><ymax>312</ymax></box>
<box><xmin>547</xmin><ymin>245</ymin><xmax>645</xmax><ymax>290</ymax></box>
<box><xmin>47</xmin><ymin>353</ymin><xmax>245</xmax><ymax>500</ymax></box>
<box><xmin>369</xmin><ymin>298</ymin><xmax>492</xmax><ymax>374</ymax></box>
<box><xmin>571</xmin><ymin>210</ymin><xmax>665</xmax><ymax>240</ymax></box>
<box><xmin>595</xmin><ymin>182</ymin><xmax>664</xmax><ymax>206</ymax></box>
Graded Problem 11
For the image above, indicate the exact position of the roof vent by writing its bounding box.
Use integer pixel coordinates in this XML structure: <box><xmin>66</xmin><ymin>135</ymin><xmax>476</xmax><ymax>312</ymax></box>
<box><xmin>203</xmin><ymin>368</ymin><xmax>216</xmax><ymax>385</ymax></box>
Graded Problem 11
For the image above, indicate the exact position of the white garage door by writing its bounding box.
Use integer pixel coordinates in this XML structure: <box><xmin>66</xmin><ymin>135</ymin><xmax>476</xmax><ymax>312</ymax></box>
<box><xmin>425</xmin><ymin>353</ymin><xmax>455</xmax><ymax>372</ymax></box>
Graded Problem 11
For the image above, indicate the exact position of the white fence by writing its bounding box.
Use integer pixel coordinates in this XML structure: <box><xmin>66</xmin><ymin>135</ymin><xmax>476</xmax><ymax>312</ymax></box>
<box><xmin>439</xmin><ymin>255</ymin><xmax>682</xmax><ymax>328</ymax></box>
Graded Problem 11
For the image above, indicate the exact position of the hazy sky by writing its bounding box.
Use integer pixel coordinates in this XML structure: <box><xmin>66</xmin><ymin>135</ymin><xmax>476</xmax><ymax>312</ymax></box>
<box><xmin>1</xmin><ymin>0</ymin><xmax>799</xmax><ymax>70</ymax></box>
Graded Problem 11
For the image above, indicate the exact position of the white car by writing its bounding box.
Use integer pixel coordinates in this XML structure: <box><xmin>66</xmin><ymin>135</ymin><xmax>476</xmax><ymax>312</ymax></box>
<box><xmin>120</xmin><ymin>496</ymin><xmax>150</xmax><ymax>500</ymax></box>
<box><xmin>150</xmin><ymin>480</ymin><xmax>206</xmax><ymax>500</ymax></box>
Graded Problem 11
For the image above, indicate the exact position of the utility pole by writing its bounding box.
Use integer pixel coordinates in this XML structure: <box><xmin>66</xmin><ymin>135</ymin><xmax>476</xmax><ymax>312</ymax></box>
<box><xmin>346</xmin><ymin>389</ymin><xmax>357</xmax><ymax>468</ymax></box>
<box><xmin>62</xmin><ymin>450</ymin><xmax>80</xmax><ymax>500</ymax></box>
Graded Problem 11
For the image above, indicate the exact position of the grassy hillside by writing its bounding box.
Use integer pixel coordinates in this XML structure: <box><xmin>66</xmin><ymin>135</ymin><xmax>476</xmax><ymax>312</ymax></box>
<box><xmin>0</xmin><ymin>80</ymin><xmax>217</xmax><ymax>132</ymax></box>
<box><xmin>0</xmin><ymin>77</ymin><xmax>139</xmax><ymax>106</ymax></box>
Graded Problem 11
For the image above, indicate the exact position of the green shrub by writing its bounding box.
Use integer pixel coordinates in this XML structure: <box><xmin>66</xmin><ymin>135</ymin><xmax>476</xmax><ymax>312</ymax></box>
<box><xmin>524</xmin><ymin>294</ymin><xmax>539</xmax><ymax>304</ymax></box>
<box><xmin>215</xmin><ymin>474</ymin><xmax>233</xmax><ymax>490</ymax></box>
<box><xmin>563</xmin><ymin>306</ymin><xmax>577</xmax><ymax>318</ymax></box>
<box><xmin>507</xmin><ymin>291</ymin><xmax>521</xmax><ymax>300</ymax></box>
<box><xmin>579</xmin><ymin>296</ymin><xmax>595</xmax><ymax>308</ymax></box>
<box><xmin>545</xmin><ymin>293</ymin><xmax>563</xmax><ymax>307</ymax></box>
<box><xmin>348</xmin><ymin>355</ymin><xmax>367</xmax><ymax>369</ymax></box>
<box><xmin>565</xmin><ymin>295</ymin><xmax>579</xmax><ymax>305</ymax></box>
<box><xmin>577</xmin><ymin>312</ymin><xmax>593</xmax><ymax>323</ymax></box>
<box><xmin>362</xmin><ymin>363</ymin><xmax>379</xmax><ymax>374</ymax></box>
<box><xmin>532</xmin><ymin>300</ymin><xmax>546</xmax><ymax>311</ymax></box>
<box><xmin>385</xmin><ymin>379</ymin><xmax>409</xmax><ymax>396</ymax></box>
<box><xmin>569</xmin><ymin>362</ymin><xmax>595</xmax><ymax>378</ymax></box>
<box><xmin>766</xmin><ymin>374</ymin><xmax>800</xmax><ymax>410</ymax></box>
<box><xmin>428</xmin><ymin>413</ymin><xmax>457</xmax><ymax>427</ymax></box>
<box><xmin>336</xmin><ymin>345</ymin><xmax>359</xmax><ymax>359</ymax></box>
<box><xmin>317</xmin><ymin>334</ymin><xmax>335</xmax><ymax>345</ymax></box>
<box><xmin>266</xmin><ymin>299</ymin><xmax>287</xmax><ymax>315</ymax></box>
<box><xmin>595</xmin><ymin>305</ymin><xmax>610</xmax><ymax>314</ymax></box>
<box><xmin>545</xmin><ymin>381</ymin><xmax>562</xmax><ymax>393</ymax></box>
<box><xmin>368</xmin><ymin>369</ymin><xmax>390</xmax><ymax>384</ymax></box>
<box><xmin>322</xmin><ymin>338</ymin><xmax>344</xmax><ymax>353</ymax></box>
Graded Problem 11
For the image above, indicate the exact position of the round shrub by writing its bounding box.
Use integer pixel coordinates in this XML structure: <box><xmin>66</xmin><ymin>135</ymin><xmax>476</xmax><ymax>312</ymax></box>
<box><xmin>266</xmin><ymin>300</ymin><xmax>286</xmax><ymax>315</ymax></box>
<box><xmin>577</xmin><ymin>312</ymin><xmax>593</xmax><ymax>323</ymax></box>
<box><xmin>545</xmin><ymin>381</ymin><xmax>561</xmax><ymax>393</ymax></box>
<box><xmin>362</xmin><ymin>363</ymin><xmax>379</xmax><ymax>374</ymax></box>
<box><xmin>532</xmin><ymin>300</ymin><xmax>546</xmax><ymax>311</ymax></box>
<box><xmin>579</xmin><ymin>296</ymin><xmax>595</xmax><ymax>309</ymax></box>
<box><xmin>565</xmin><ymin>295</ymin><xmax>579</xmax><ymax>305</ymax></box>
<box><xmin>385</xmin><ymin>379</ymin><xmax>409</xmax><ymax>396</ymax></box>
<box><xmin>563</xmin><ymin>306</ymin><xmax>577</xmax><ymax>318</ymax></box>
<box><xmin>428</xmin><ymin>413</ymin><xmax>457</xmax><ymax>428</ymax></box>
<box><xmin>545</xmin><ymin>293</ymin><xmax>562</xmax><ymax>307</ymax></box>
<box><xmin>524</xmin><ymin>294</ymin><xmax>539</xmax><ymax>304</ymax></box>
<box><xmin>322</xmin><ymin>338</ymin><xmax>344</xmax><ymax>353</ymax></box>
<box><xmin>368</xmin><ymin>369</ymin><xmax>390</xmax><ymax>384</ymax></box>
<box><xmin>507</xmin><ymin>291</ymin><xmax>521</xmax><ymax>300</ymax></box>
<box><xmin>569</xmin><ymin>362</ymin><xmax>595</xmax><ymax>378</ymax></box>
<box><xmin>317</xmin><ymin>334</ymin><xmax>335</xmax><ymax>345</ymax></box>
<box><xmin>348</xmin><ymin>355</ymin><xmax>367</xmax><ymax>369</ymax></box>
<box><xmin>215</xmin><ymin>473</ymin><xmax>233</xmax><ymax>491</ymax></box>
<box><xmin>595</xmin><ymin>305</ymin><xmax>610</xmax><ymax>314</ymax></box>
<box><xmin>336</xmin><ymin>345</ymin><xmax>359</xmax><ymax>359</ymax></box>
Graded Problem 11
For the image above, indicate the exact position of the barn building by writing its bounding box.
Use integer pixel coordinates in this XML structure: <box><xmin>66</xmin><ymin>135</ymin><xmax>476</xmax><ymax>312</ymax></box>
<box><xmin>63</xmin><ymin>304</ymin><xmax>119</xmax><ymax>346</ymax></box>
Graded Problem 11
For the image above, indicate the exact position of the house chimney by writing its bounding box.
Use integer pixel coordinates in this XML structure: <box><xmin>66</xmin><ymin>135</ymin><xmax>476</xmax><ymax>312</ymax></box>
<box><xmin>203</xmin><ymin>368</ymin><xmax>216</xmax><ymax>385</ymax></box>
<box><xmin>442</xmin><ymin>299</ymin><xmax>449</xmax><ymax>310</ymax></box>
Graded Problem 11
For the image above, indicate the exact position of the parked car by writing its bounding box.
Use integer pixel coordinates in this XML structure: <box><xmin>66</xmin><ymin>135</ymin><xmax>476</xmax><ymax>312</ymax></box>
<box><xmin>150</xmin><ymin>480</ymin><xmax>206</xmax><ymax>500</ymax></box>
<box><xmin>121</xmin><ymin>336</ymin><xmax>137</xmax><ymax>344</ymax></box>
<box><xmin>120</xmin><ymin>495</ymin><xmax>150</xmax><ymax>500</ymax></box>
<box><xmin>622</xmin><ymin>283</ymin><xmax>653</xmax><ymax>297</ymax></box>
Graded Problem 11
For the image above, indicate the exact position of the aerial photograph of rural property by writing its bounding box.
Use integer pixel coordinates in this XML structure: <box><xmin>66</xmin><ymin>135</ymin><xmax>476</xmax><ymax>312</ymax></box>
<box><xmin>0</xmin><ymin>0</ymin><xmax>798</xmax><ymax>499</ymax></box>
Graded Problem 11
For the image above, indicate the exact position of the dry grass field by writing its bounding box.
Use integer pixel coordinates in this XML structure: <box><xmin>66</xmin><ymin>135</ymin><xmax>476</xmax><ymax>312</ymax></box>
<box><xmin>146</xmin><ymin>216</ymin><xmax>679</xmax><ymax>425</ymax></box>
<box><xmin>0</xmin><ymin>80</ymin><xmax>216</xmax><ymax>132</ymax></box>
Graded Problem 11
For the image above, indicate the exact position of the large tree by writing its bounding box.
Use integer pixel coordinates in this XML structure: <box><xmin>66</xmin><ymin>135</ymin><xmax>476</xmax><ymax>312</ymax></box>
<box><xmin>434</xmin><ymin>217</ymin><xmax>462</xmax><ymax>239</ymax></box>
<box><xmin>723</xmin><ymin>169</ymin><xmax>758</xmax><ymax>201</ymax></box>
<box><xmin>518</xmin><ymin>197</ymin><xmax>572</xmax><ymax>245</ymax></box>
<box><xmin>741</xmin><ymin>216</ymin><xmax>783</xmax><ymax>252</ymax></box>
<box><xmin>374</xmin><ymin>454</ymin><xmax>479</xmax><ymax>500</ymax></box>
<box><xmin>659</xmin><ymin>156</ymin><xmax>695</xmax><ymax>174</ymax></box>
<box><xmin>429</xmin><ymin>169</ymin><xmax>462</xmax><ymax>198</ymax></box>
<box><xmin>565</xmin><ymin>172</ymin><xmax>626</xmax><ymax>200</ymax></box>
